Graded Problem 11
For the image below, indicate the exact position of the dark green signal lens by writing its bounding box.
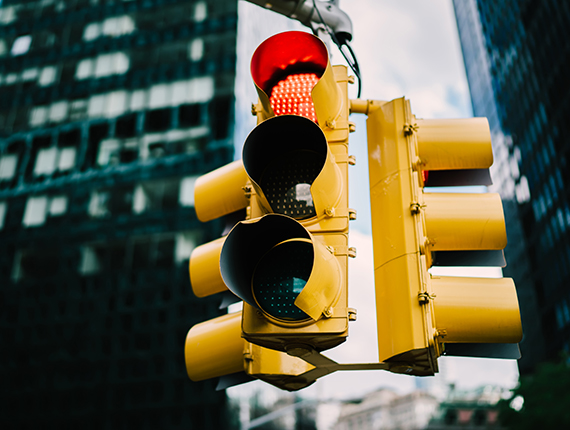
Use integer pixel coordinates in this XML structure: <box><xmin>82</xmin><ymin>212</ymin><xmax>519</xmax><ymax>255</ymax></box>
<box><xmin>252</xmin><ymin>240</ymin><xmax>313</xmax><ymax>321</ymax></box>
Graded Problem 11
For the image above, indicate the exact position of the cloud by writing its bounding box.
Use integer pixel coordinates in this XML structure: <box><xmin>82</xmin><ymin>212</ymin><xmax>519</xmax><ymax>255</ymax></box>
<box><xmin>332</xmin><ymin>0</ymin><xmax>472</xmax><ymax>118</ymax></box>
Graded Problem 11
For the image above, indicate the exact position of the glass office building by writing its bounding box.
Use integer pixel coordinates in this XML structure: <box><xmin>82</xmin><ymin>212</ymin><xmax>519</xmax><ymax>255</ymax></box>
<box><xmin>453</xmin><ymin>0</ymin><xmax>570</xmax><ymax>374</ymax></box>
<box><xmin>0</xmin><ymin>0</ymin><xmax>239</xmax><ymax>427</ymax></box>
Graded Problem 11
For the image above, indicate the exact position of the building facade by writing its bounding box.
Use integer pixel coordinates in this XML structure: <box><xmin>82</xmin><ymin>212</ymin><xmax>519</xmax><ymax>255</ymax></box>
<box><xmin>334</xmin><ymin>389</ymin><xmax>439</xmax><ymax>430</ymax></box>
<box><xmin>452</xmin><ymin>0</ymin><xmax>570</xmax><ymax>374</ymax></box>
<box><xmin>0</xmin><ymin>0</ymin><xmax>239</xmax><ymax>428</ymax></box>
<box><xmin>426</xmin><ymin>386</ymin><xmax>505</xmax><ymax>430</ymax></box>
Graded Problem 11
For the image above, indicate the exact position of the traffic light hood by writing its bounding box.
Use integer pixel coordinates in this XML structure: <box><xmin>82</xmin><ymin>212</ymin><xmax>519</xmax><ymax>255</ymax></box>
<box><xmin>250</xmin><ymin>31</ymin><xmax>343</xmax><ymax>127</ymax></box>
<box><xmin>243</xmin><ymin>115</ymin><xmax>343</xmax><ymax>221</ymax></box>
<box><xmin>220</xmin><ymin>214</ymin><xmax>342</xmax><ymax>322</ymax></box>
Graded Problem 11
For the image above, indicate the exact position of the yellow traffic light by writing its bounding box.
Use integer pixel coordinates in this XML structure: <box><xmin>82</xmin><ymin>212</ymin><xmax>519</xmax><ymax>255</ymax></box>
<box><xmin>220</xmin><ymin>213</ymin><xmax>348</xmax><ymax>353</ymax></box>
<box><xmin>184</xmin><ymin>30</ymin><xmax>353</xmax><ymax>389</ymax></box>
<box><xmin>366</xmin><ymin>97</ymin><xmax>522</xmax><ymax>375</ymax></box>
<box><xmin>185</xmin><ymin>312</ymin><xmax>244</xmax><ymax>382</ymax></box>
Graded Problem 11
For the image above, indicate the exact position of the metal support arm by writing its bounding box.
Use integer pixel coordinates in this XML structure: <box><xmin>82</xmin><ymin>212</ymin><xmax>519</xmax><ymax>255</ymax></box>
<box><xmin>245</xmin><ymin>0</ymin><xmax>353</xmax><ymax>44</ymax></box>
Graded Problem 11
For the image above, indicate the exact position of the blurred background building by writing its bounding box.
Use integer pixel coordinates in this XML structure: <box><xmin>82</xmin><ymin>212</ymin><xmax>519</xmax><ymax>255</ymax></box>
<box><xmin>0</xmin><ymin>0</ymin><xmax>240</xmax><ymax>427</ymax></box>
<box><xmin>453</xmin><ymin>0</ymin><xmax>570</xmax><ymax>374</ymax></box>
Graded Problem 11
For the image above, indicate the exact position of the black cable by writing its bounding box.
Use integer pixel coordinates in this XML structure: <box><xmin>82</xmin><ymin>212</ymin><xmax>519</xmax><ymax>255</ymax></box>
<box><xmin>311</xmin><ymin>0</ymin><xmax>362</xmax><ymax>98</ymax></box>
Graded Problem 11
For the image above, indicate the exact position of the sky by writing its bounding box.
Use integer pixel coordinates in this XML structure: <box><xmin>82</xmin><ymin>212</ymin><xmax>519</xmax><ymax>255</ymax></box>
<box><xmin>228</xmin><ymin>0</ymin><xmax>520</xmax><ymax>406</ymax></box>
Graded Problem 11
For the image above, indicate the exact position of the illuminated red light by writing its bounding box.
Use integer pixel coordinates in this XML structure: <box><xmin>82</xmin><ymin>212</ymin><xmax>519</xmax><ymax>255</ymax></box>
<box><xmin>269</xmin><ymin>73</ymin><xmax>319</xmax><ymax>123</ymax></box>
<box><xmin>422</xmin><ymin>170</ymin><xmax>429</xmax><ymax>183</ymax></box>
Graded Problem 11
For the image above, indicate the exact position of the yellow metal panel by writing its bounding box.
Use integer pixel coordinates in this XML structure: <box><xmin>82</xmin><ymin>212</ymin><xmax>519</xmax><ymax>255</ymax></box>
<box><xmin>189</xmin><ymin>236</ymin><xmax>227</xmax><ymax>298</ymax></box>
<box><xmin>416</xmin><ymin>118</ymin><xmax>493</xmax><ymax>170</ymax></box>
<box><xmin>312</xmin><ymin>61</ymin><xmax>343</xmax><ymax>130</ymax></box>
<box><xmin>432</xmin><ymin>276</ymin><xmax>523</xmax><ymax>344</ymax></box>
<box><xmin>185</xmin><ymin>312</ymin><xmax>244</xmax><ymax>381</ymax></box>
<box><xmin>366</xmin><ymin>98</ymin><xmax>411</xmax><ymax>195</ymax></box>
<box><xmin>367</xmin><ymin>99</ymin><xmax>434</xmax><ymax>364</ymax></box>
<box><xmin>295</xmin><ymin>235</ymin><xmax>342</xmax><ymax>321</ymax></box>
<box><xmin>367</xmin><ymin>98</ymin><xmax>418</xmax><ymax>268</ymax></box>
<box><xmin>310</xmin><ymin>148</ymin><xmax>343</xmax><ymax>221</ymax></box>
<box><xmin>423</xmin><ymin>192</ymin><xmax>507</xmax><ymax>251</ymax></box>
<box><xmin>375</xmin><ymin>253</ymin><xmax>430</xmax><ymax>362</ymax></box>
<box><xmin>194</xmin><ymin>160</ymin><xmax>249</xmax><ymax>222</ymax></box>
<box><xmin>245</xmin><ymin>343</ymin><xmax>315</xmax><ymax>377</ymax></box>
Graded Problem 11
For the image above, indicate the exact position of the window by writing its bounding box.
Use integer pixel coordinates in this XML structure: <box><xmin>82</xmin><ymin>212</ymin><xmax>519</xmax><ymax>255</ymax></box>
<box><xmin>5</xmin><ymin>73</ymin><xmax>17</xmax><ymax>84</ymax></box>
<box><xmin>94</xmin><ymin>52</ymin><xmax>129</xmax><ymax>77</ymax></box>
<box><xmin>175</xmin><ymin>231</ymin><xmax>199</xmax><ymax>264</ymax></box>
<box><xmin>69</xmin><ymin>99</ymin><xmax>88</xmax><ymax>121</ymax></box>
<box><xmin>34</xmin><ymin>147</ymin><xmax>58</xmax><ymax>176</ymax></box>
<box><xmin>30</xmin><ymin>106</ymin><xmax>49</xmax><ymax>127</ymax></box>
<box><xmin>149</xmin><ymin>84</ymin><xmax>169</xmax><ymax>109</ymax></box>
<box><xmin>102</xmin><ymin>15</ymin><xmax>135</xmax><ymax>37</ymax></box>
<box><xmin>75</xmin><ymin>58</ymin><xmax>94</xmax><ymax>79</ymax></box>
<box><xmin>22</xmin><ymin>68</ymin><xmax>39</xmax><ymax>81</ymax></box>
<box><xmin>88</xmin><ymin>187</ymin><xmax>134</xmax><ymax>217</ymax></box>
<box><xmin>97</xmin><ymin>139</ymin><xmax>139</xmax><ymax>166</ymax></box>
<box><xmin>0</xmin><ymin>201</ymin><xmax>6</xmax><ymax>230</ymax></box>
<box><xmin>0</xmin><ymin>154</ymin><xmax>18</xmax><ymax>180</ymax></box>
<box><xmin>95</xmin><ymin>53</ymin><xmax>114</xmax><ymax>77</ymax></box>
<box><xmin>179</xmin><ymin>176</ymin><xmax>197</xmax><ymax>206</ymax></box>
<box><xmin>188</xmin><ymin>77</ymin><xmax>214</xmax><ymax>102</ymax></box>
<box><xmin>49</xmin><ymin>195</ymin><xmax>68</xmax><ymax>216</ymax></box>
<box><xmin>83</xmin><ymin>23</ymin><xmax>101</xmax><ymax>41</ymax></box>
<box><xmin>106</xmin><ymin>91</ymin><xmax>127</xmax><ymax>117</ymax></box>
<box><xmin>194</xmin><ymin>2</ymin><xmax>207</xmax><ymax>22</ymax></box>
<box><xmin>88</xmin><ymin>191</ymin><xmax>110</xmax><ymax>218</ymax></box>
<box><xmin>130</xmin><ymin>90</ymin><xmax>146</xmax><ymax>111</ymax></box>
<box><xmin>33</xmin><ymin>147</ymin><xmax>76</xmax><ymax>176</ymax></box>
<box><xmin>79</xmin><ymin>246</ymin><xmax>101</xmax><ymax>275</ymax></box>
<box><xmin>39</xmin><ymin>66</ymin><xmax>57</xmax><ymax>86</ymax></box>
<box><xmin>189</xmin><ymin>38</ymin><xmax>203</xmax><ymax>61</ymax></box>
<box><xmin>88</xmin><ymin>94</ymin><xmax>107</xmax><ymax>118</ymax></box>
<box><xmin>23</xmin><ymin>196</ymin><xmax>48</xmax><ymax>227</ymax></box>
<box><xmin>49</xmin><ymin>101</ymin><xmax>68</xmax><ymax>122</ymax></box>
<box><xmin>58</xmin><ymin>147</ymin><xmax>76</xmax><ymax>171</ymax></box>
<box><xmin>0</xmin><ymin>7</ymin><xmax>16</xmax><ymax>25</ymax></box>
<box><xmin>11</xmin><ymin>35</ymin><xmax>32</xmax><ymax>56</ymax></box>
<box><xmin>133</xmin><ymin>179</ymin><xmax>180</xmax><ymax>213</ymax></box>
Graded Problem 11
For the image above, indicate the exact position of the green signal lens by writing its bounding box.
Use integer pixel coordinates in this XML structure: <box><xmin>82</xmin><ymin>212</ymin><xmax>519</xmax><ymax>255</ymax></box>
<box><xmin>252</xmin><ymin>240</ymin><xmax>313</xmax><ymax>321</ymax></box>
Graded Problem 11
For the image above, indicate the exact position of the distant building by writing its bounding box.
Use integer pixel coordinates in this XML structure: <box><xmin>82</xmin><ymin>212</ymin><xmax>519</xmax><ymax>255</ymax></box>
<box><xmin>453</xmin><ymin>0</ymin><xmax>570</xmax><ymax>374</ymax></box>
<box><xmin>0</xmin><ymin>0</ymin><xmax>238</xmax><ymax>428</ymax></box>
<box><xmin>426</xmin><ymin>385</ymin><xmax>505</xmax><ymax>429</ymax></box>
<box><xmin>334</xmin><ymin>389</ymin><xmax>438</xmax><ymax>430</ymax></box>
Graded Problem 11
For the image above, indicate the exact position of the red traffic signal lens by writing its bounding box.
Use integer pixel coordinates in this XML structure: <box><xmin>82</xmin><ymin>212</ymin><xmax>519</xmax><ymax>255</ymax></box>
<box><xmin>251</xmin><ymin>31</ymin><xmax>328</xmax><ymax>121</ymax></box>
<box><xmin>270</xmin><ymin>73</ymin><xmax>319</xmax><ymax>122</ymax></box>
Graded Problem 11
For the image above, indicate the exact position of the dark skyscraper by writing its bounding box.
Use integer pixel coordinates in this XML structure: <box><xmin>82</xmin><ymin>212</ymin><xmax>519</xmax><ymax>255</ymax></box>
<box><xmin>0</xmin><ymin>0</ymin><xmax>238</xmax><ymax>427</ymax></box>
<box><xmin>453</xmin><ymin>0</ymin><xmax>570</xmax><ymax>374</ymax></box>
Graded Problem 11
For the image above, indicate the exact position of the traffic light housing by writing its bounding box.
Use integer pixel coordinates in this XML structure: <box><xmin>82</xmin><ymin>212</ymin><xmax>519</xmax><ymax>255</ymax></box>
<box><xmin>184</xmin><ymin>30</ymin><xmax>522</xmax><ymax>389</ymax></box>
<box><xmin>367</xmin><ymin>98</ymin><xmax>522</xmax><ymax>375</ymax></box>
<box><xmin>185</xmin><ymin>31</ymin><xmax>353</xmax><ymax>388</ymax></box>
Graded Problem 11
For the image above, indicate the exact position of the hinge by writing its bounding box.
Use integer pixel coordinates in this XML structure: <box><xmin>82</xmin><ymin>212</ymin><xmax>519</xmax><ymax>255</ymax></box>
<box><xmin>410</xmin><ymin>201</ymin><xmax>426</xmax><ymax>214</ymax></box>
<box><xmin>404</xmin><ymin>123</ymin><xmax>418</xmax><ymax>136</ymax></box>
<box><xmin>333</xmin><ymin>246</ymin><xmax>356</xmax><ymax>258</ymax></box>
<box><xmin>418</xmin><ymin>291</ymin><xmax>436</xmax><ymax>305</ymax></box>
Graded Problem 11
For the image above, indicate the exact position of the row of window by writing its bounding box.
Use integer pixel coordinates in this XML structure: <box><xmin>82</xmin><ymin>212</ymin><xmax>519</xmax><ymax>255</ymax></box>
<box><xmin>11</xmin><ymin>230</ymin><xmax>199</xmax><ymax>283</ymax></box>
<box><xmin>24</xmin><ymin>77</ymin><xmax>213</xmax><ymax>128</ymax></box>
<box><xmin>0</xmin><ymin>37</ymin><xmax>205</xmax><ymax>89</ymax></box>
<box><xmin>5</xmin><ymin>175</ymin><xmax>196</xmax><ymax>228</ymax></box>
<box><xmin>0</xmin><ymin>0</ymin><xmax>208</xmax><ymax>27</ymax></box>
<box><xmin>0</xmin><ymin>126</ymin><xmax>208</xmax><ymax>189</ymax></box>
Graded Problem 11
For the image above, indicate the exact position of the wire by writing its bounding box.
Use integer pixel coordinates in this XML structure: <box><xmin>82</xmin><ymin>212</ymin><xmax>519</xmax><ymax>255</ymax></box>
<box><xmin>311</xmin><ymin>0</ymin><xmax>362</xmax><ymax>98</ymax></box>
